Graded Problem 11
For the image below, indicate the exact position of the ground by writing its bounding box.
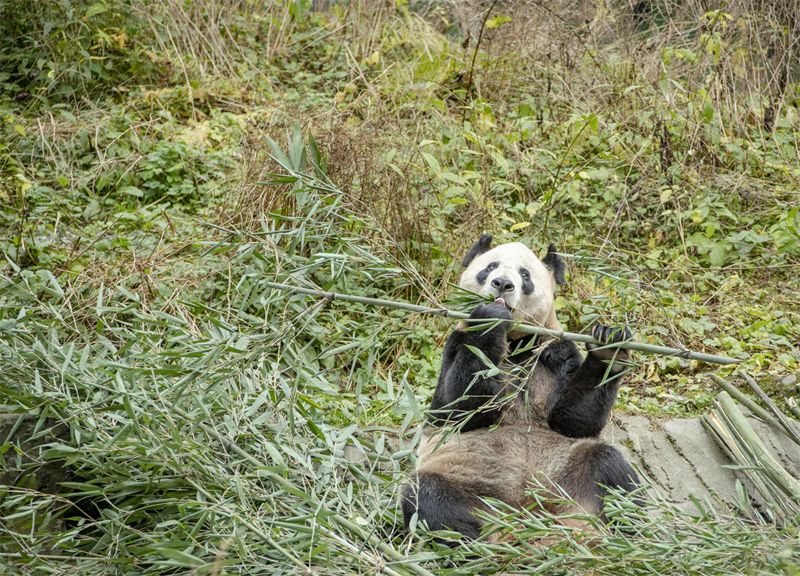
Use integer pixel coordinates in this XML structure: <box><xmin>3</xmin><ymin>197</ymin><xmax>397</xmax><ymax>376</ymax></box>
<box><xmin>0</xmin><ymin>1</ymin><xmax>799</xmax><ymax>573</ymax></box>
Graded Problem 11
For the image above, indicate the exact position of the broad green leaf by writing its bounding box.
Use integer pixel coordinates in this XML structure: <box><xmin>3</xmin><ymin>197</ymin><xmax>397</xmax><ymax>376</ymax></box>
<box><xmin>709</xmin><ymin>243</ymin><xmax>729</xmax><ymax>267</ymax></box>
<box><xmin>85</xmin><ymin>2</ymin><xmax>108</xmax><ymax>18</ymax></box>
<box><xmin>118</xmin><ymin>185</ymin><xmax>143</xmax><ymax>197</ymax></box>
<box><xmin>486</xmin><ymin>15</ymin><xmax>512</xmax><ymax>29</ymax></box>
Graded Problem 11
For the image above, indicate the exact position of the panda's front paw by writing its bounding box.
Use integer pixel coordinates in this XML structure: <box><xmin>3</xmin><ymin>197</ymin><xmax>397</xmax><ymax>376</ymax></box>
<box><xmin>464</xmin><ymin>302</ymin><xmax>512</xmax><ymax>342</ymax></box>
<box><xmin>586</xmin><ymin>324</ymin><xmax>632</xmax><ymax>368</ymax></box>
<box><xmin>462</xmin><ymin>302</ymin><xmax>512</xmax><ymax>360</ymax></box>
<box><xmin>592</xmin><ymin>324</ymin><xmax>632</xmax><ymax>344</ymax></box>
<box><xmin>469</xmin><ymin>302</ymin><xmax>513</xmax><ymax>322</ymax></box>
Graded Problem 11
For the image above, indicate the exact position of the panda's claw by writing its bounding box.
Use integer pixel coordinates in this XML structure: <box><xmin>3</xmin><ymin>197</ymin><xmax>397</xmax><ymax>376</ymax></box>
<box><xmin>587</xmin><ymin>324</ymin><xmax>632</xmax><ymax>369</ymax></box>
<box><xmin>592</xmin><ymin>324</ymin><xmax>631</xmax><ymax>344</ymax></box>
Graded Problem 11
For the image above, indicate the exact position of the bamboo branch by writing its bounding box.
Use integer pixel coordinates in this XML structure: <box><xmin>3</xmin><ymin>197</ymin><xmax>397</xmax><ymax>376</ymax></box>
<box><xmin>173</xmin><ymin>405</ymin><xmax>437</xmax><ymax>576</ymax></box>
<box><xmin>739</xmin><ymin>372</ymin><xmax>800</xmax><ymax>446</ymax></box>
<box><xmin>714</xmin><ymin>392</ymin><xmax>800</xmax><ymax>501</ymax></box>
<box><xmin>264</xmin><ymin>281</ymin><xmax>741</xmax><ymax>366</ymax></box>
<box><xmin>709</xmin><ymin>374</ymin><xmax>783</xmax><ymax>429</ymax></box>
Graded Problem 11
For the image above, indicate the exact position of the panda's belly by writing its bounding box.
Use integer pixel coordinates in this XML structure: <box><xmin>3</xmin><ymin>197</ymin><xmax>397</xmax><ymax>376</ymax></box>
<box><xmin>414</xmin><ymin>356</ymin><xmax>564</xmax><ymax>505</ymax></box>
<box><xmin>417</xmin><ymin>423</ymin><xmax>575</xmax><ymax>505</ymax></box>
<box><xmin>501</xmin><ymin>359</ymin><xmax>558</xmax><ymax>426</ymax></box>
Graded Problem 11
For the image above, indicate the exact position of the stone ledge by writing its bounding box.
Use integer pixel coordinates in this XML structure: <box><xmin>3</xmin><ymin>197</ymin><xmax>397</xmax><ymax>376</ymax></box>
<box><xmin>608</xmin><ymin>412</ymin><xmax>800</xmax><ymax>515</ymax></box>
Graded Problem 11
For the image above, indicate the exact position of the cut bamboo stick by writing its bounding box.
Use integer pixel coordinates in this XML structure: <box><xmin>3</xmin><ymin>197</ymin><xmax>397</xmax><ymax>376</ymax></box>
<box><xmin>739</xmin><ymin>372</ymin><xmax>800</xmax><ymax>446</ymax></box>
<box><xmin>715</xmin><ymin>392</ymin><xmax>800</xmax><ymax>501</ymax></box>
<box><xmin>709</xmin><ymin>374</ymin><xmax>783</xmax><ymax>430</ymax></box>
<box><xmin>264</xmin><ymin>281</ymin><xmax>741</xmax><ymax>365</ymax></box>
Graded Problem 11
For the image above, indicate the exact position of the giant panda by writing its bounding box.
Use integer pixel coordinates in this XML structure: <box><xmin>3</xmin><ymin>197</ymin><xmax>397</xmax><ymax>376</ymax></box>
<box><xmin>401</xmin><ymin>235</ymin><xmax>639</xmax><ymax>541</ymax></box>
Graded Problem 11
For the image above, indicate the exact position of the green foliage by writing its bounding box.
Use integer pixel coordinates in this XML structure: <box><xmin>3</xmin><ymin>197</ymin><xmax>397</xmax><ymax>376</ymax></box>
<box><xmin>2</xmin><ymin>149</ymin><xmax>798</xmax><ymax>573</ymax></box>
<box><xmin>0</xmin><ymin>0</ymin><xmax>162</xmax><ymax>104</ymax></box>
<box><xmin>116</xmin><ymin>138</ymin><xmax>234</xmax><ymax>203</ymax></box>
<box><xmin>1</xmin><ymin>0</ymin><xmax>799</xmax><ymax>573</ymax></box>
<box><xmin>0</xmin><ymin>96</ymin><xmax>244</xmax><ymax>272</ymax></box>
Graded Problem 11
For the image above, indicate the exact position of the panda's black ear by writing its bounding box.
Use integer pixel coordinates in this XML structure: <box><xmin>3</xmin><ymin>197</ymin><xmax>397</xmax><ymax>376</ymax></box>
<box><xmin>542</xmin><ymin>244</ymin><xmax>566</xmax><ymax>285</ymax></box>
<box><xmin>461</xmin><ymin>234</ymin><xmax>493</xmax><ymax>267</ymax></box>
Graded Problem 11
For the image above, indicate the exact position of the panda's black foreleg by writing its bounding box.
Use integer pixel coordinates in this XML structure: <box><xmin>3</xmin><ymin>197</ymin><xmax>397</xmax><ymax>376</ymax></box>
<box><xmin>547</xmin><ymin>325</ymin><xmax>632</xmax><ymax>439</ymax></box>
<box><xmin>428</xmin><ymin>303</ymin><xmax>511</xmax><ymax>432</ymax></box>
<box><xmin>547</xmin><ymin>355</ymin><xmax>622</xmax><ymax>438</ymax></box>
<box><xmin>560</xmin><ymin>443</ymin><xmax>640</xmax><ymax>521</ymax></box>
<box><xmin>401</xmin><ymin>472</ymin><xmax>482</xmax><ymax>542</ymax></box>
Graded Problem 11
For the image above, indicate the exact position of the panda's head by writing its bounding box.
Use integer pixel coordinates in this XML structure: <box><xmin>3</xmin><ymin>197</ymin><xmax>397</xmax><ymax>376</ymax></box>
<box><xmin>459</xmin><ymin>234</ymin><xmax>566</xmax><ymax>332</ymax></box>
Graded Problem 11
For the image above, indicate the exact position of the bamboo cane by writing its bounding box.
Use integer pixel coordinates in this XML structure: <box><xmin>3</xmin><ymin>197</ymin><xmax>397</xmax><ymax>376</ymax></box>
<box><xmin>709</xmin><ymin>374</ymin><xmax>782</xmax><ymax>429</ymax></box>
<box><xmin>740</xmin><ymin>372</ymin><xmax>800</xmax><ymax>446</ymax></box>
<box><xmin>715</xmin><ymin>392</ymin><xmax>800</xmax><ymax>501</ymax></box>
<box><xmin>264</xmin><ymin>281</ymin><xmax>741</xmax><ymax>366</ymax></box>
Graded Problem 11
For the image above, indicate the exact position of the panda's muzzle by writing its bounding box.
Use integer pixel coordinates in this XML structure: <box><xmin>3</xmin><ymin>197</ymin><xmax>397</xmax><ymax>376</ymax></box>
<box><xmin>491</xmin><ymin>277</ymin><xmax>515</xmax><ymax>294</ymax></box>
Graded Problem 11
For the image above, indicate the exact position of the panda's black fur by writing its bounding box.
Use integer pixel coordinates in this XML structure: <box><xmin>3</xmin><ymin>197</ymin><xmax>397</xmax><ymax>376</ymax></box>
<box><xmin>402</xmin><ymin>235</ymin><xmax>639</xmax><ymax>541</ymax></box>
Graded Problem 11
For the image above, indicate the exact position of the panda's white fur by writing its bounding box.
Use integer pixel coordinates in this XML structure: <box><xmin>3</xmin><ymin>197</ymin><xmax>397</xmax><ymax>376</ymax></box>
<box><xmin>459</xmin><ymin>242</ymin><xmax>562</xmax><ymax>331</ymax></box>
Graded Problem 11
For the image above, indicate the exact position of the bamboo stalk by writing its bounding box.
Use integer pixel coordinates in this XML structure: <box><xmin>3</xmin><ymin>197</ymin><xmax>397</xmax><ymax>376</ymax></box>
<box><xmin>715</xmin><ymin>392</ymin><xmax>800</xmax><ymax>501</ymax></box>
<box><xmin>701</xmin><ymin>411</ymin><xmax>786</xmax><ymax>522</ymax></box>
<box><xmin>739</xmin><ymin>372</ymin><xmax>800</xmax><ymax>446</ymax></box>
<box><xmin>709</xmin><ymin>375</ymin><xmax>784</xmax><ymax>430</ymax></box>
<box><xmin>264</xmin><ymin>281</ymin><xmax>741</xmax><ymax>366</ymax></box>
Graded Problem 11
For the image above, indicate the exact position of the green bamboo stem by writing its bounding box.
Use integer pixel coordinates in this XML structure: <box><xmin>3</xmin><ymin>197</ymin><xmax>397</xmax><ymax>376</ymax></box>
<box><xmin>709</xmin><ymin>374</ymin><xmax>784</xmax><ymax>430</ymax></box>
<box><xmin>739</xmin><ymin>372</ymin><xmax>800</xmax><ymax>446</ymax></box>
<box><xmin>264</xmin><ymin>281</ymin><xmax>740</xmax><ymax>366</ymax></box>
<box><xmin>701</xmin><ymin>412</ymin><xmax>788</xmax><ymax>521</ymax></box>
<box><xmin>715</xmin><ymin>392</ymin><xmax>800</xmax><ymax>501</ymax></box>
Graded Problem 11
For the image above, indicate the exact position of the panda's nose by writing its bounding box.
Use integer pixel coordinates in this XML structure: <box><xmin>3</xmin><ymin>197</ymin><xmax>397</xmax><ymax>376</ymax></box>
<box><xmin>491</xmin><ymin>277</ymin><xmax>515</xmax><ymax>294</ymax></box>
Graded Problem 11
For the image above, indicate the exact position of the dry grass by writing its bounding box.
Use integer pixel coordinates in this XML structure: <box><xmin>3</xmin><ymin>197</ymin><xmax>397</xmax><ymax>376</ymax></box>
<box><xmin>229</xmin><ymin>106</ymin><xmax>492</xmax><ymax>274</ymax></box>
<box><xmin>453</xmin><ymin>0</ymin><xmax>800</xmax><ymax>133</ymax></box>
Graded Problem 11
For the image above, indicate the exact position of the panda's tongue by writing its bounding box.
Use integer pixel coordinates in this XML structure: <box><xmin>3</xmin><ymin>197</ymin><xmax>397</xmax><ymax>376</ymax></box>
<box><xmin>494</xmin><ymin>297</ymin><xmax>506</xmax><ymax>307</ymax></box>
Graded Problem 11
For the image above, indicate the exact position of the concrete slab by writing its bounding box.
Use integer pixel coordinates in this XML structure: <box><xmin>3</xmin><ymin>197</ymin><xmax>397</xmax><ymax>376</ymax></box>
<box><xmin>610</xmin><ymin>412</ymin><xmax>800</xmax><ymax>515</ymax></box>
<box><xmin>611</xmin><ymin>415</ymin><xmax>717</xmax><ymax>504</ymax></box>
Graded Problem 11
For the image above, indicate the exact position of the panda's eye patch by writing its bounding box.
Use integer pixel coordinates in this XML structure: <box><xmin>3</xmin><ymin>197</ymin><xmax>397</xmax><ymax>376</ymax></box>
<box><xmin>519</xmin><ymin>267</ymin><xmax>534</xmax><ymax>295</ymax></box>
<box><xmin>476</xmin><ymin>261</ymin><xmax>499</xmax><ymax>285</ymax></box>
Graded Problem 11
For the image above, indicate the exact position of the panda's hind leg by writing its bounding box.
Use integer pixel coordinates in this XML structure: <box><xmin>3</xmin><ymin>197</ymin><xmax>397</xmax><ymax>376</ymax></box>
<box><xmin>402</xmin><ymin>472</ymin><xmax>482</xmax><ymax>541</ymax></box>
<box><xmin>558</xmin><ymin>442</ymin><xmax>639</xmax><ymax>521</ymax></box>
